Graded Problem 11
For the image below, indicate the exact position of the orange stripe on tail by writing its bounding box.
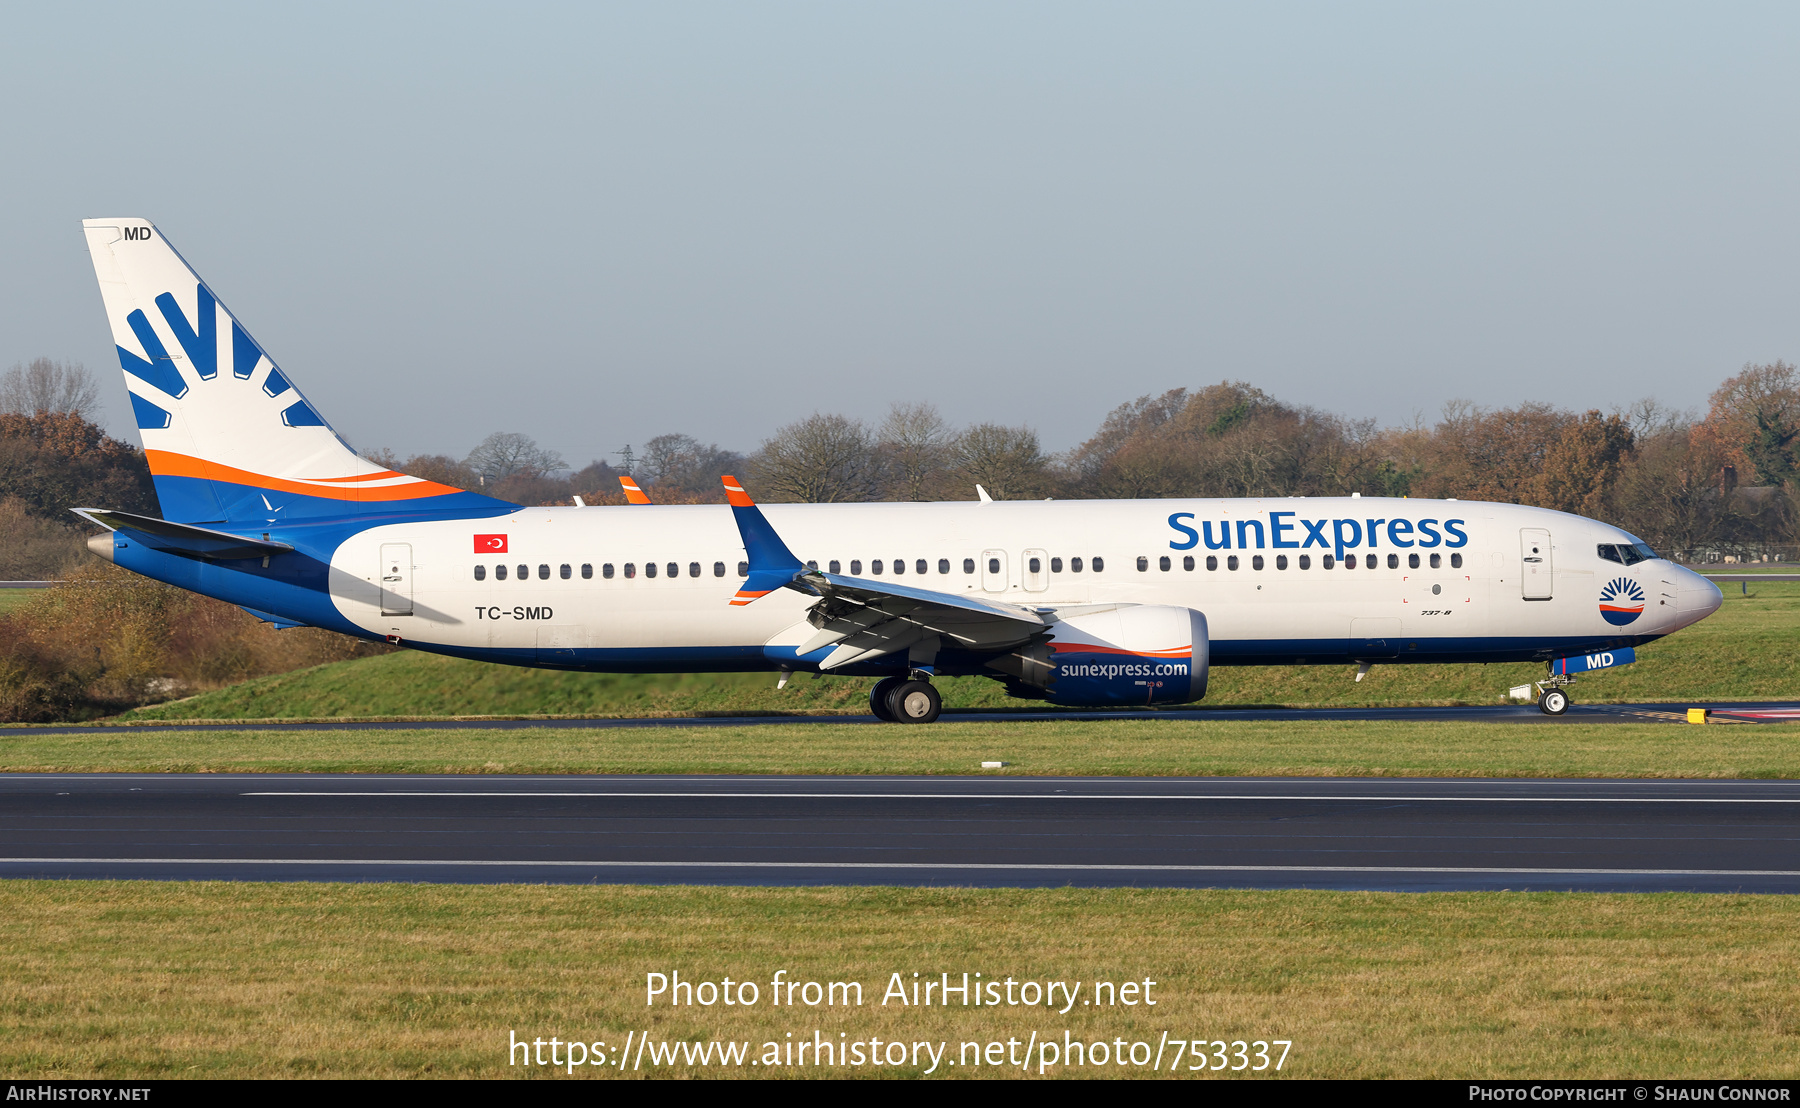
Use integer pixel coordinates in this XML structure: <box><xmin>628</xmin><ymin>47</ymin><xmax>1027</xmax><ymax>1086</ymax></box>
<box><xmin>144</xmin><ymin>450</ymin><xmax>465</xmax><ymax>502</ymax></box>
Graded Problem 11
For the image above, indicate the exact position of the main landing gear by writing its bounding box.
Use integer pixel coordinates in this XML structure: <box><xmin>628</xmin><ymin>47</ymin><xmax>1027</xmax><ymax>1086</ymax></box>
<box><xmin>869</xmin><ymin>673</ymin><xmax>943</xmax><ymax>724</ymax></box>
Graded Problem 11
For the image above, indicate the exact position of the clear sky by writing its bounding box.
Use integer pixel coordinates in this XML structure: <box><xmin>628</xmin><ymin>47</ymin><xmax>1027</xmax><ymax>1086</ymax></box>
<box><xmin>2</xmin><ymin>3</ymin><xmax>1797</xmax><ymax>467</ymax></box>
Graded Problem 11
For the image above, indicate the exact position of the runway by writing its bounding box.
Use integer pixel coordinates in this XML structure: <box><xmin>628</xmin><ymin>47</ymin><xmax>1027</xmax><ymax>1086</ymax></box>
<box><xmin>9</xmin><ymin>700</ymin><xmax>1800</xmax><ymax>735</ymax></box>
<box><xmin>4</xmin><ymin>773</ymin><xmax>1799</xmax><ymax>892</ymax></box>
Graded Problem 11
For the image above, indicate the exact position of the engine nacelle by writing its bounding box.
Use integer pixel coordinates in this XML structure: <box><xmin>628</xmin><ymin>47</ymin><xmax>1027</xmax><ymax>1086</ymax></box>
<box><xmin>988</xmin><ymin>605</ymin><xmax>1209</xmax><ymax>706</ymax></box>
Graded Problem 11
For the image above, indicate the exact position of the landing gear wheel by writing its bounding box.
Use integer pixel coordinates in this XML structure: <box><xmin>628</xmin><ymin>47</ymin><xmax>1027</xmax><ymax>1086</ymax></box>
<box><xmin>886</xmin><ymin>680</ymin><xmax>942</xmax><ymax>724</ymax></box>
<box><xmin>869</xmin><ymin>677</ymin><xmax>905</xmax><ymax>722</ymax></box>
<box><xmin>1539</xmin><ymin>689</ymin><xmax>1570</xmax><ymax>716</ymax></box>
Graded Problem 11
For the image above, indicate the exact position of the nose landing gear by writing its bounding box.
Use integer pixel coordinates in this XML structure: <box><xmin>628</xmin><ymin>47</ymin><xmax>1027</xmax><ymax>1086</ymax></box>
<box><xmin>869</xmin><ymin>672</ymin><xmax>943</xmax><ymax>724</ymax></box>
<box><xmin>1535</xmin><ymin>672</ymin><xmax>1575</xmax><ymax>716</ymax></box>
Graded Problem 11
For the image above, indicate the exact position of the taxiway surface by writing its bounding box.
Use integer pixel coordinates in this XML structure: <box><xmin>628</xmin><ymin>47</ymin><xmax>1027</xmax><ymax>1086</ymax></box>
<box><xmin>3</xmin><ymin>774</ymin><xmax>1797</xmax><ymax>892</ymax></box>
<box><xmin>9</xmin><ymin>700</ymin><xmax>1800</xmax><ymax>735</ymax></box>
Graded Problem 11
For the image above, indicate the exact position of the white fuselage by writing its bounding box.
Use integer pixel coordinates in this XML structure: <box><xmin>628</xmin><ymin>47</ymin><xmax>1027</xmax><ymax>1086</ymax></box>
<box><xmin>322</xmin><ymin>496</ymin><xmax>1721</xmax><ymax>672</ymax></box>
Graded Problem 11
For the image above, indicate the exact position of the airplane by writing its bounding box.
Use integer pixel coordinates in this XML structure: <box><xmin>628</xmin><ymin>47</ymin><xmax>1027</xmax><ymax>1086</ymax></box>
<box><xmin>71</xmin><ymin>218</ymin><xmax>1724</xmax><ymax>722</ymax></box>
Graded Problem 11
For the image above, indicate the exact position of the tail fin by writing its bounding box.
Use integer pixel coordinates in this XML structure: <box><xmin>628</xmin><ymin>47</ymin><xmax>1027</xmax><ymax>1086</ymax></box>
<box><xmin>618</xmin><ymin>475</ymin><xmax>651</xmax><ymax>504</ymax></box>
<box><xmin>80</xmin><ymin>219</ymin><xmax>512</xmax><ymax>523</ymax></box>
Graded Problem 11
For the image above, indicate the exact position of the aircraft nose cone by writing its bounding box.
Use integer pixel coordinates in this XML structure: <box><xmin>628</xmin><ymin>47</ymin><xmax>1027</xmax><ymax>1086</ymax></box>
<box><xmin>1674</xmin><ymin>565</ymin><xmax>1722</xmax><ymax>624</ymax></box>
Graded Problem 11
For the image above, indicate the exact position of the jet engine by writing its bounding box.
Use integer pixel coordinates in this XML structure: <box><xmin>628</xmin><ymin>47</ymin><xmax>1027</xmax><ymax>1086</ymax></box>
<box><xmin>987</xmin><ymin>605</ymin><xmax>1209</xmax><ymax>706</ymax></box>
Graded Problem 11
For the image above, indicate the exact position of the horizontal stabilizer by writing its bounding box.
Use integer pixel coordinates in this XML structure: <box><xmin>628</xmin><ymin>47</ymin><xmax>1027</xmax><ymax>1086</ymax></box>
<box><xmin>73</xmin><ymin>508</ymin><xmax>293</xmax><ymax>560</ymax></box>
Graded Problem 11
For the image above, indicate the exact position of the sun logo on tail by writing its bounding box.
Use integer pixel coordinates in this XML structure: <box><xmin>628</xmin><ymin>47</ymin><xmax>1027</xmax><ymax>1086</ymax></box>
<box><xmin>1598</xmin><ymin>577</ymin><xmax>1646</xmax><ymax>626</ymax></box>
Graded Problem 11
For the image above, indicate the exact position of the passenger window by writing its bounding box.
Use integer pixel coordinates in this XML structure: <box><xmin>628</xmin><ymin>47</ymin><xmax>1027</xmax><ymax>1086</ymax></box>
<box><xmin>828</xmin><ymin>560</ymin><xmax>841</xmax><ymax>574</ymax></box>
<box><xmin>538</xmin><ymin>564</ymin><xmax>550</xmax><ymax>580</ymax></box>
<box><xmin>1183</xmin><ymin>555</ymin><xmax>1194</xmax><ymax>571</ymax></box>
<box><xmin>737</xmin><ymin>561</ymin><xmax>749</xmax><ymax>576</ymax></box>
<box><xmin>689</xmin><ymin>562</ymin><xmax>701</xmax><ymax>578</ymax></box>
<box><xmin>872</xmin><ymin>560</ymin><xmax>884</xmax><ymax>574</ymax></box>
<box><xmin>1137</xmin><ymin>556</ymin><xmax>1149</xmax><ymax>572</ymax></box>
<box><xmin>1276</xmin><ymin>555</ymin><xmax>1287</xmax><ymax>570</ymax></box>
<box><xmin>1345</xmin><ymin>555</ymin><xmax>1357</xmax><ymax>570</ymax></box>
<box><xmin>1322</xmin><ymin>555</ymin><xmax>1335</xmax><ymax>569</ymax></box>
<box><xmin>1092</xmin><ymin>557</ymin><xmax>1104</xmax><ymax>572</ymax></box>
<box><xmin>518</xmin><ymin>564</ymin><xmax>528</xmax><ymax>580</ymax></box>
<box><xmin>624</xmin><ymin>563</ymin><xmax>635</xmax><ymax>578</ymax></box>
<box><xmin>667</xmin><ymin>562</ymin><xmax>678</xmax><ymax>579</ymax></box>
<box><xmin>894</xmin><ymin>559</ymin><xmax>905</xmax><ymax>575</ymax></box>
<box><xmin>962</xmin><ymin>558</ymin><xmax>975</xmax><ymax>574</ymax></box>
<box><xmin>1051</xmin><ymin>557</ymin><xmax>1064</xmax><ymax>573</ymax></box>
<box><xmin>806</xmin><ymin>561</ymin><xmax>818</xmax><ymax>571</ymax></box>
<box><xmin>714</xmin><ymin>562</ymin><xmax>726</xmax><ymax>577</ymax></box>
<box><xmin>1227</xmin><ymin>555</ymin><xmax>1239</xmax><ymax>571</ymax></box>
<box><xmin>581</xmin><ymin>563</ymin><xmax>593</xmax><ymax>579</ymax></box>
<box><xmin>1029</xmin><ymin>557</ymin><xmax>1042</xmax><ymax>573</ymax></box>
<box><xmin>560</xmin><ymin>564</ymin><xmax>571</xmax><ymax>579</ymax></box>
<box><xmin>988</xmin><ymin>557</ymin><xmax>1000</xmax><ymax>574</ymax></box>
<box><xmin>1387</xmin><ymin>554</ymin><xmax>1398</xmax><ymax>569</ymax></box>
<box><xmin>602</xmin><ymin>564</ymin><xmax>614</xmax><ymax>579</ymax></box>
<box><xmin>1409</xmin><ymin>553</ymin><xmax>1420</xmax><ymax>569</ymax></box>
<box><xmin>916</xmin><ymin>559</ymin><xmax>927</xmax><ymax>574</ymax></box>
<box><xmin>851</xmin><ymin>560</ymin><xmax>863</xmax><ymax>575</ymax></box>
<box><xmin>1206</xmin><ymin>555</ymin><xmax>1218</xmax><ymax>571</ymax></box>
<box><xmin>496</xmin><ymin>564</ymin><xmax>508</xmax><ymax>580</ymax></box>
<box><xmin>1429</xmin><ymin>553</ymin><xmax>1441</xmax><ymax>569</ymax></box>
<box><xmin>1070</xmin><ymin>557</ymin><xmax>1083</xmax><ymax>573</ymax></box>
<box><xmin>938</xmin><ymin>558</ymin><xmax>950</xmax><ymax>574</ymax></box>
<box><xmin>1299</xmin><ymin>555</ymin><xmax>1311</xmax><ymax>570</ymax></box>
<box><xmin>645</xmin><ymin>562</ymin><xmax>657</xmax><ymax>578</ymax></box>
<box><xmin>1252</xmin><ymin>555</ymin><xmax>1264</xmax><ymax>570</ymax></box>
<box><xmin>1158</xmin><ymin>556</ymin><xmax>1171</xmax><ymax>571</ymax></box>
<box><xmin>1450</xmin><ymin>553</ymin><xmax>1463</xmax><ymax>569</ymax></box>
<box><xmin>474</xmin><ymin>565</ymin><xmax>486</xmax><ymax>581</ymax></box>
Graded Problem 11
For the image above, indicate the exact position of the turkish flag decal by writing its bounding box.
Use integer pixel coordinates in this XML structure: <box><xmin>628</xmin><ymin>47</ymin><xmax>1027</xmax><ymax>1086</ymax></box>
<box><xmin>474</xmin><ymin>534</ymin><xmax>508</xmax><ymax>553</ymax></box>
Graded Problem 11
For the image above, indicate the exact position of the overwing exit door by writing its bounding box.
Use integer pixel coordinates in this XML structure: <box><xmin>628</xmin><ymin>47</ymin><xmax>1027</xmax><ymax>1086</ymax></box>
<box><xmin>981</xmin><ymin>549</ymin><xmax>1008</xmax><ymax>593</ymax></box>
<box><xmin>379</xmin><ymin>543</ymin><xmax>413</xmax><ymax>615</ymax></box>
<box><xmin>1520</xmin><ymin>529</ymin><xmax>1553</xmax><ymax>600</ymax></box>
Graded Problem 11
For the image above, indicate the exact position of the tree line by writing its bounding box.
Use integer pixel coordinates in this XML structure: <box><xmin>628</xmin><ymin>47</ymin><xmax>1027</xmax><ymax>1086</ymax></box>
<box><xmin>4</xmin><ymin>357</ymin><xmax>1799</xmax><ymax>575</ymax></box>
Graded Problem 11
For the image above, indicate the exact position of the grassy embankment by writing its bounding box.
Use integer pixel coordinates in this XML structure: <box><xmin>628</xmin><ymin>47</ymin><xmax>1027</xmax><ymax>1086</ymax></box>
<box><xmin>109</xmin><ymin>579</ymin><xmax>1800</xmax><ymax>722</ymax></box>
<box><xmin>7</xmin><ymin>882</ymin><xmax>1799</xmax><ymax>1079</ymax></box>
<box><xmin>4</xmin><ymin>718</ymin><xmax>1799</xmax><ymax>776</ymax></box>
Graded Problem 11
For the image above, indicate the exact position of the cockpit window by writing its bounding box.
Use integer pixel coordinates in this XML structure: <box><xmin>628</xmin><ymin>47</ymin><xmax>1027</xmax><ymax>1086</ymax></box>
<box><xmin>1629</xmin><ymin>542</ymin><xmax>1658</xmax><ymax>562</ymax></box>
<box><xmin>1598</xmin><ymin>544</ymin><xmax>1625</xmax><ymax>565</ymax></box>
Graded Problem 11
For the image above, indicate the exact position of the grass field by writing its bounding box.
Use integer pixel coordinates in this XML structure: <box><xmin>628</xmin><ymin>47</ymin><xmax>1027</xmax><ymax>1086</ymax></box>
<box><xmin>110</xmin><ymin>580</ymin><xmax>1800</xmax><ymax>722</ymax></box>
<box><xmin>5</xmin><ymin>718</ymin><xmax>1800</xmax><ymax>777</ymax></box>
<box><xmin>0</xmin><ymin>588</ymin><xmax>47</xmax><ymax>616</ymax></box>
<box><xmin>7</xmin><ymin>882</ymin><xmax>1798</xmax><ymax>1079</ymax></box>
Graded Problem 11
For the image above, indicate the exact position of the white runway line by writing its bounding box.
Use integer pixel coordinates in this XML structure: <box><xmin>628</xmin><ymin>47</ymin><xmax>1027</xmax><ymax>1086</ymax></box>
<box><xmin>239</xmin><ymin>790</ymin><xmax>1800</xmax><ymax>804</ymax></box>
<box><xmin>4</xmin><ymin>857</ymin><xmax>1800</xmax><ymax>876</ymax></box>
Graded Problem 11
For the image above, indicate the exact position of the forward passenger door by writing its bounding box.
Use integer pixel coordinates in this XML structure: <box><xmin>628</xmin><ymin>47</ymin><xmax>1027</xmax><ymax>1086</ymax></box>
<box><xmin>1520</xmin><ymin>529</ymin><xmax>1553</xmax><ymax>600</ymax></box>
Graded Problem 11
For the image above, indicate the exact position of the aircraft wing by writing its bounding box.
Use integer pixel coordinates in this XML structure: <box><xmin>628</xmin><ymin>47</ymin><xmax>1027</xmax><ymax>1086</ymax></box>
<box><xmin>788</xmin><ymin>569</ymin><xmax>1049</xmax><ymax>669</ymax></box>
<box><xmin>717</xmin><ymin>476</ymin><xmax>1047</xmax><ymax>670</ymax></box>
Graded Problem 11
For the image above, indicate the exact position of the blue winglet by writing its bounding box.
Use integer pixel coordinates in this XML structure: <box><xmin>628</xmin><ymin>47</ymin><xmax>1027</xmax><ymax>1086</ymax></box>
<box><xmin>721</xmin><ymin>475</ymin><xmax>805</xmax><ymax>605</ymax></box>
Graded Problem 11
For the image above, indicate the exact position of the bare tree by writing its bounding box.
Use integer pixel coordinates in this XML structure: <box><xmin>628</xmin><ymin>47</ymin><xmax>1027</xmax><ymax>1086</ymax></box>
<box><xmin>877</xmin><ymin>403</ymin><xmax>953</xmax><ymax>501</ymax></box>
<box><xmin>952</xmin><ymin>423</ymin><xmax>1052</xmax><ymax>500</ymax></box>
<box><xmin>0</xmin><ymin>359</ymin><xmax>101</xmax><ymax>418</ymax></box>
<box><xmin>639</xmin><ymin>433</ymin><xmax>746</xmax><ymax>493</ymax></box>
<box><xmin>747</xmin><ymin>413</ymin><xmax>879</xmax><ymax>502</ymax></box>
<box><xmin>464</xmin><ymin>432</ymin><xmax>566</xmax><ymax>481</ymax></box>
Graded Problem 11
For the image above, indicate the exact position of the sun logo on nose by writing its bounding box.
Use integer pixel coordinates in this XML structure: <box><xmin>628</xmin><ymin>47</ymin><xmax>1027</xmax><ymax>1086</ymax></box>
<box><xmin>1598</xmin><ymin>577</ymin><xmax>1646</xmax><ymax>626</ymax></box>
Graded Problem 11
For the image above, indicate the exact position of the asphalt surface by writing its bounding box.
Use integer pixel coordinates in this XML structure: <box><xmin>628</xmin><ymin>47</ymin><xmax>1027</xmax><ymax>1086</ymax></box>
<box><xmin>4</xmin><ymin>773</ymin><xmax>1799</xmax><ymax>892</ymax></box>
<box><xmin>7</xmin><ymin>700</ymin><xmax>1800</xmax><ymax>735</ymax></box>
